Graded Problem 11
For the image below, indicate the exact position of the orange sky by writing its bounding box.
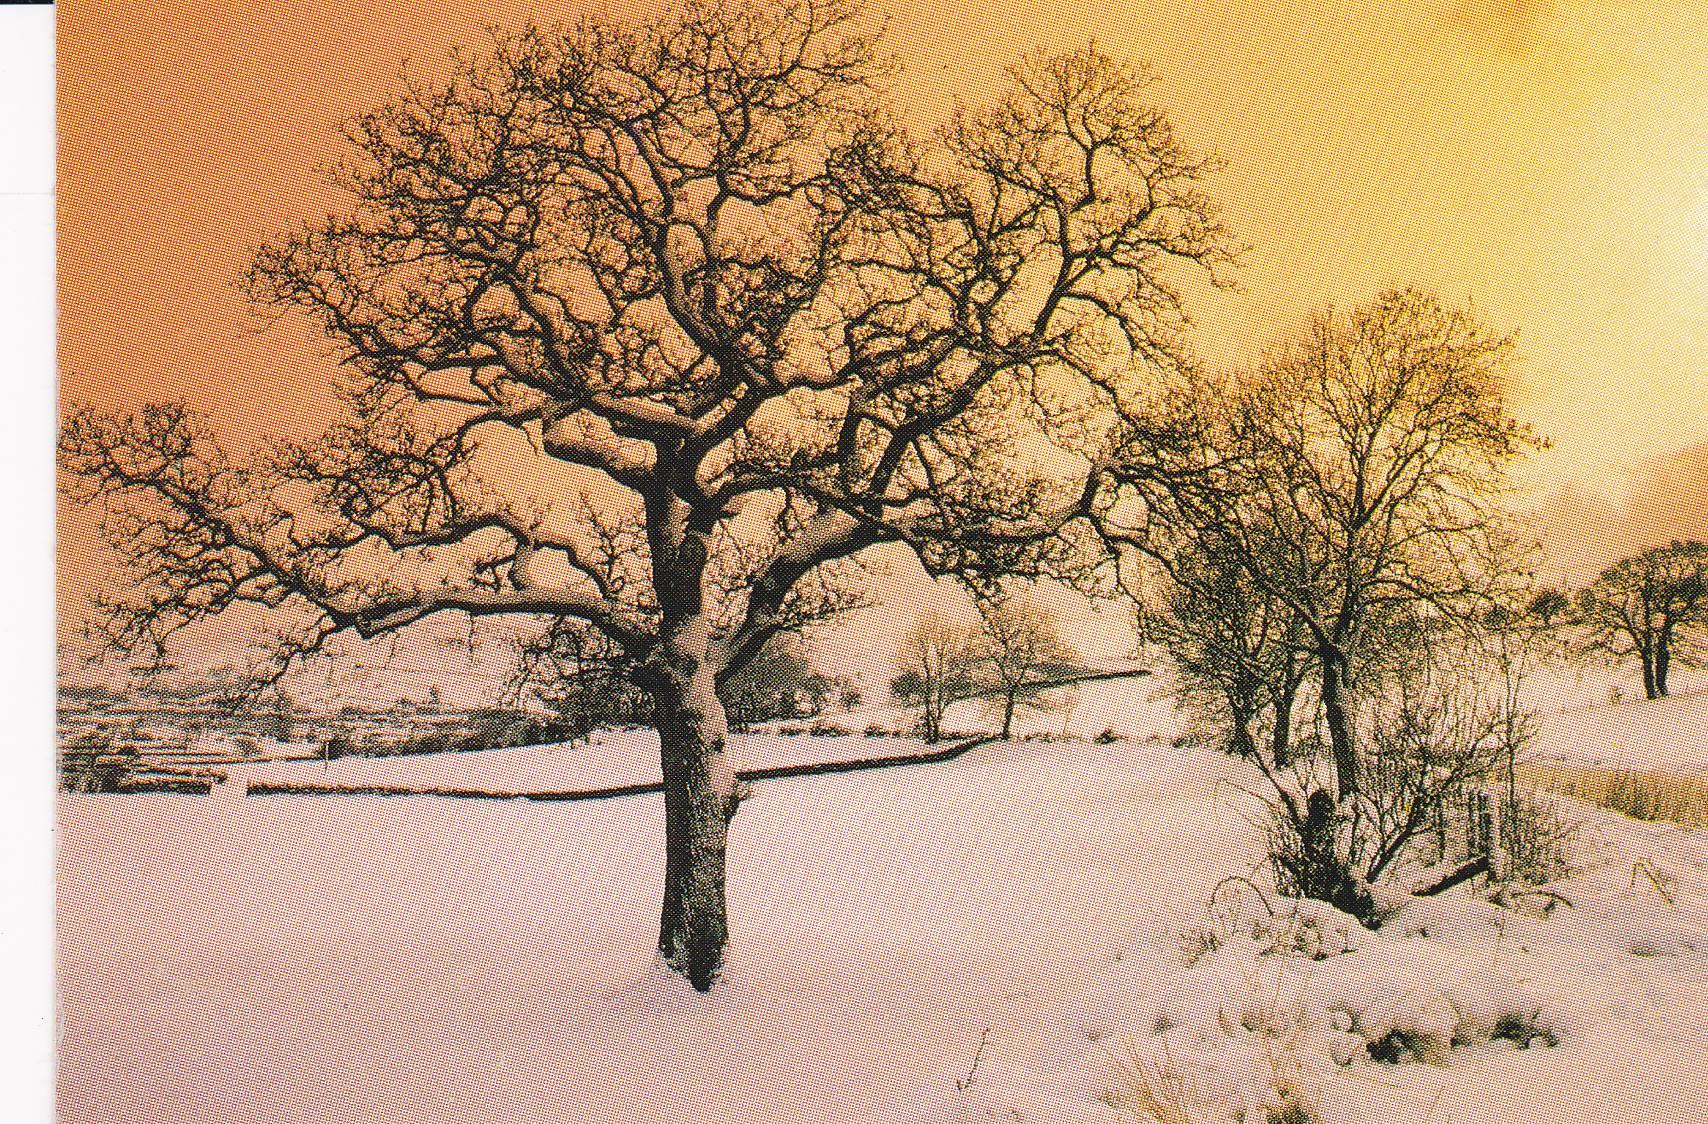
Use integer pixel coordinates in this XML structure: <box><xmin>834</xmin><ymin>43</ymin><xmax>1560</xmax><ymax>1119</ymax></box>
<box><xmin>58</xmin><ymin>0</ymin><xmax>1708</xmax><ymax>649</ymax></box>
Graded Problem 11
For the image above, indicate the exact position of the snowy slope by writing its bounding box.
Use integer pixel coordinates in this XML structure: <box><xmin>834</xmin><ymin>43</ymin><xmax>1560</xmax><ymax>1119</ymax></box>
<box><xmin>1528</xmin><ymin>689</ymin><xmax>1708</xmax><ymax>777</ymax></box>
<box><xmin>59</xmin><ymin>729</ymin><xmax>1708</xmax><ymax>1123</ymax></box>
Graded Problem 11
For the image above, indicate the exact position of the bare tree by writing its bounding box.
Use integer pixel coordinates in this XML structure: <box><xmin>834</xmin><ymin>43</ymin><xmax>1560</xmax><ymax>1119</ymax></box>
<box><xmin>508</xmin><ymin>617</ymin><xmax>651</xmax><ymax>741</ymax></box>
<box><xmin>974</xmin><ymin>593</ymin><xmax>1081</xmax><ymax>739</ymax></box>
<box><xmin>58</xmin><ymin>0</ymin><xmax>1231</xmax><ymax>990</ymax></box>
<box><xmin>1101</xmin><ymin>289</ymin><xmax>1540</xmax><ymax>918</ymax></box>
<box><xmin>1131</xmin><ymin>535</ymin><xmax>1309</xmax><ymax>766</ymax></box>
<box><xmin>718</xmin><ymin>632</ymin><xmax>839</xmax><ymax>730</ymax></box>
<box><xmin>1473</xmin><ymin>585</ymin><xmax>1567</xmax><ymax>802</ymax></box>
<box><xmin>1574</xmin><ymin>541</ymin><xmax>1708</xmax><ymax>699</ymax></box>
<box><xmin>890</xmin><ymin>611</ymin><xmax>982</xmax><ymax>743</ymax></box>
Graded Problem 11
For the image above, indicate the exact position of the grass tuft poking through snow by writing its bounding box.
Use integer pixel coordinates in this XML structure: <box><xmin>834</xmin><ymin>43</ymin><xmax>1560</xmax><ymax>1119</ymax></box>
<box><xmin>1096</xmin><ymin>969</ymin><xmax>1333</xmax><ymax>1124</ymax></box>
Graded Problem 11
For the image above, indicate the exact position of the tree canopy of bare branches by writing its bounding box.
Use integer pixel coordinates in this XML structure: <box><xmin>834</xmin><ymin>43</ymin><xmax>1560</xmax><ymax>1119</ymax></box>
<box><xmin>59</xmin><ymin>0</ymin><xmax>1233</xmax><ymax>990</ymax></box>
<box><xmin>1099</xmin><ymin>289</ymin><xmax>1542</xmax><ymax>918</ymax></box>
<box><xmin>974</xmin><ymin>593</ymin><xmax>1083</xmax><ymax>739</ymax></box>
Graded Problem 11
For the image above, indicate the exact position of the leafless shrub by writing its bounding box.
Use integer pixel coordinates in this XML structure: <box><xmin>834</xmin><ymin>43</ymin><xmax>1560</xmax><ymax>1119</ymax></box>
<box><xmin>1497</xmin><ymin>791</ymin><xmax>1581</xmax><ymax>884</ymax></box>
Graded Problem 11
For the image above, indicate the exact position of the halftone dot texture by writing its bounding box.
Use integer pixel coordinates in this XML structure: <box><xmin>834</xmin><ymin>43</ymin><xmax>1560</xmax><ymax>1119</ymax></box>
<box><xmin>58</xmin><ymin>0</ymin><xmax>1708</xmax><ymax>1120</ymax></box>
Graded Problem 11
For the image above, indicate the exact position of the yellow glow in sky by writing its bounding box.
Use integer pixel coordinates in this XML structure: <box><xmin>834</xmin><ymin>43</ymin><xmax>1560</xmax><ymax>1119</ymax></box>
<box><xmin>56</xmin><ymin>0</ymin><xmax>1708</xmax><ymax>627</ymax></box>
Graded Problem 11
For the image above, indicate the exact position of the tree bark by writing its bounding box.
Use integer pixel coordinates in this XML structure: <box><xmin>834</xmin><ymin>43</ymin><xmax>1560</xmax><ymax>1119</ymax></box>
<box><xmin>1270</xmin><ymin>688</ymin><xmax>1295</xmax><ymax>769</ymax></box>
<box><xmin>1655</xmin><ymin>630</ymin><xmax>1672</xmax><ymax>698</ymax></box>
<box><xmin>1289</xmin><ymin>788</ymin><xmax>1377</xmax><ymax>922</ymax></box>
<box><xmin>1319</xmin><ymin>649</ymin><xmax>1359</xmax><ymax>798</ymax></box>
<box><xmin>1229</xmin><ymin>710</ymin><xmax>1257</xmax><ymax>759</ymax></box>
<box><xmin>1001</xmin><ymin>688</ymin><xmax>1017</xmax><ymax>740</ymax></box>
<box><xmin>652</xmin><ymin>646</ymin><xmax>744</xmax><ymax>992</ymax></box>
<box><xmin>645</xmin><ymin>493</ymin><xmax>745</xmax><ymax>991</ymax></box>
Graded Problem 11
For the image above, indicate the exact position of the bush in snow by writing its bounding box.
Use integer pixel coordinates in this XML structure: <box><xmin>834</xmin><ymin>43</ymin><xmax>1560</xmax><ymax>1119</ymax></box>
<box><xmin>1093</xmin><ymin>952</ymin><xmax>1341</xmax><ymax>1124</ymax></box>
<box><xmin>1100</xmin><ymin>1023</ymin><xmax>1329</xmax><ymax>1124</ymax></box>
<box><xmin>1179</xmin><ymin>881</ymin><xmax>1372</xmax><ymax>966</ymax></box>
<box><xmin>1079</xmin><ymin>888</ymin><xmax>1572</xmax><ymax>1120</ymax></box>
<box><xmin>1244</xmin><ymin>662</ymin><xmax>1532</xmax><ymax>927</ymax></box>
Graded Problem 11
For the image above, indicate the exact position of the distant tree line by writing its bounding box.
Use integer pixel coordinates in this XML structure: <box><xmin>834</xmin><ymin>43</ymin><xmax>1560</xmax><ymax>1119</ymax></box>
<box><xmin>510</xmin><ymin>621</ymin><xmax>859</xmax><ymax>742</ymax></box>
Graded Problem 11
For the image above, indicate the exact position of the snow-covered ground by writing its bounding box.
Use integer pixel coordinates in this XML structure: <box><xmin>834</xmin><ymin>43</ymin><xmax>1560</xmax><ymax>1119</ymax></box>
<box><xmin>1528</xmin><ymin>689</ymin><xmax>1708</xmax><ymax>777</ymax></box>
<box><xmin>59</xmin><ymin>707</ymin><xmax>1708</xmax><ymax>1124</ymax></box>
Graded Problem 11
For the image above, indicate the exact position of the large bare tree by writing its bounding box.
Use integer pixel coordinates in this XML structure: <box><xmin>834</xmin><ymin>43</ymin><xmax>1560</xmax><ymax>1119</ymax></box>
<box><xmin>60</xmin><ymin>0</ymin><xmax>1231</xmax><ymax>989</ymax></box>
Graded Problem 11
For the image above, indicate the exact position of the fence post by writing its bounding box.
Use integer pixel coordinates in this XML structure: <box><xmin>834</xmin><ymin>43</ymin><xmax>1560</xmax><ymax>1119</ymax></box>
<box><xmin>1466</xmin><ymin>789</ymin><xmax>1495</xmax><ymax>863</ymax></box>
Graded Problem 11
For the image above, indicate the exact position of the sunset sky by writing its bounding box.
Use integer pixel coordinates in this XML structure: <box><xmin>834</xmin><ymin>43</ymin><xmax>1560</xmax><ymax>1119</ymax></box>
<box><xmin>58</xmin><ymin>0</ymin><xmax>1708</xmax><ymax>653</ymax></box>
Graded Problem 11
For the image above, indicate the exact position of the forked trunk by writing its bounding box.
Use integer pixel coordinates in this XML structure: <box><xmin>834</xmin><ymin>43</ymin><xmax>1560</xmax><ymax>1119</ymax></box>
<box><xmin>922</xmin><ymin>691</ymin><xmax>944</xmax><ymax>743</ymax></box>
<box><xmin>1287</xmin><ymin>789</ymin><xmax>1378</xmax><ymax>923</ymax></box>
<box><xmin>1285</xmin><ymin>654</ymin><xmax>1377</xmax><ymax>921</ymax></box>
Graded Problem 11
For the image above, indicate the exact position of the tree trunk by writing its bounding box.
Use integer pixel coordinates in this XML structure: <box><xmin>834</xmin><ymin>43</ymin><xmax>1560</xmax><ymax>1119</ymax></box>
<box><xmin>644</xmin><ymin>495</ymin><xmax>745</xmax><ymax>992</ymax></box>
<box><xmin>1640</xmin><ymin>646</ymin><xmax>1658</xmax><ymax>700</ymax></box>
<box><xmin>1319</xmin><ymin>650</ymin><xmax>1359</xmax><ymax>798</ymax></box>
<box><xmin>1001</xmin><ymin>688</ymin><xmax>1017</xmax><ymax>740</ymax></box>
<box><xmin>1270</xmin><ymin>688</ymin><xmax>1295</xmax><ymax>769</ymax></box>
<box><xmin>1229</xmin><ymin>709</ymin><xmax>1257</xmax><ymax>759</ymax></box>
<box><xmin>1655</xmin><ymin>632</ymin><xmax>1672</xmax><ymax>698</ymax></box>
<box><xmin>652</xmin><ymin>657</ymin><xmax>744</xmax><ymax>992</ymax></box>
<box><xmin>922</xmin><ymin>694</ymin><xmax>942</xmax><ymax>743</ymax></box>
<box><xmin>1287</xmin><ymin>788</ymin><xmax>1377</xmax><ymax>923</ymax></box>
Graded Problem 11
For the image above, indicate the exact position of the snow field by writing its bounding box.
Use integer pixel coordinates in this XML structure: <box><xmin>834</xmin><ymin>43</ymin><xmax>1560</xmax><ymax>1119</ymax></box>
<box><xmin>1525</xmin><ymin>688</ymin><xmax>1708</xmax><ymax>777</ymax></box>
<box><xmin>61</xmin><ymin>737</ymin><xmax>1235</xmax><ymax>1123</ymax></box>
<box><xmin>59</xmin><ymin>724</ymin><xmax>1708</xmax><ymax>1123</ymax></box>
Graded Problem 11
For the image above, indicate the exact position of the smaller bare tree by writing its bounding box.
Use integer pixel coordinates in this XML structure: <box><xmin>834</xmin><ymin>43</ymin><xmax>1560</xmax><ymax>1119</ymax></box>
<box><xmin>1472</xmin><ymin>583</ymin><xmax>1568</xmax><ymax>801</ymax></box>
<box><xmin>508</xmin><ymin>619</ymin><xmax>651</xmax><ymax>743</ymax></box>
<box><xmin>975</xmin><ymin>594</ymin><xmax>1083</xmax><ymax>739</ymax></box>
<box><xmin>1574</xmin><ymin>541</ymin><xmax>1708</xmax><ymax>699</ymax></box>
<box><xmin>1101</xmin><ymin>289</ymin><xmax>1541</xmax><ymax>921</ymax></box>
<box><xmin>1131</xmin><ymin>536</ymin><xmax>1309</xmax><ymax>766</ymax></box>
<box><xmin>891</xmin><ymin>612</ymin><xmax>982</xmax><ymax>743</ymax></box>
